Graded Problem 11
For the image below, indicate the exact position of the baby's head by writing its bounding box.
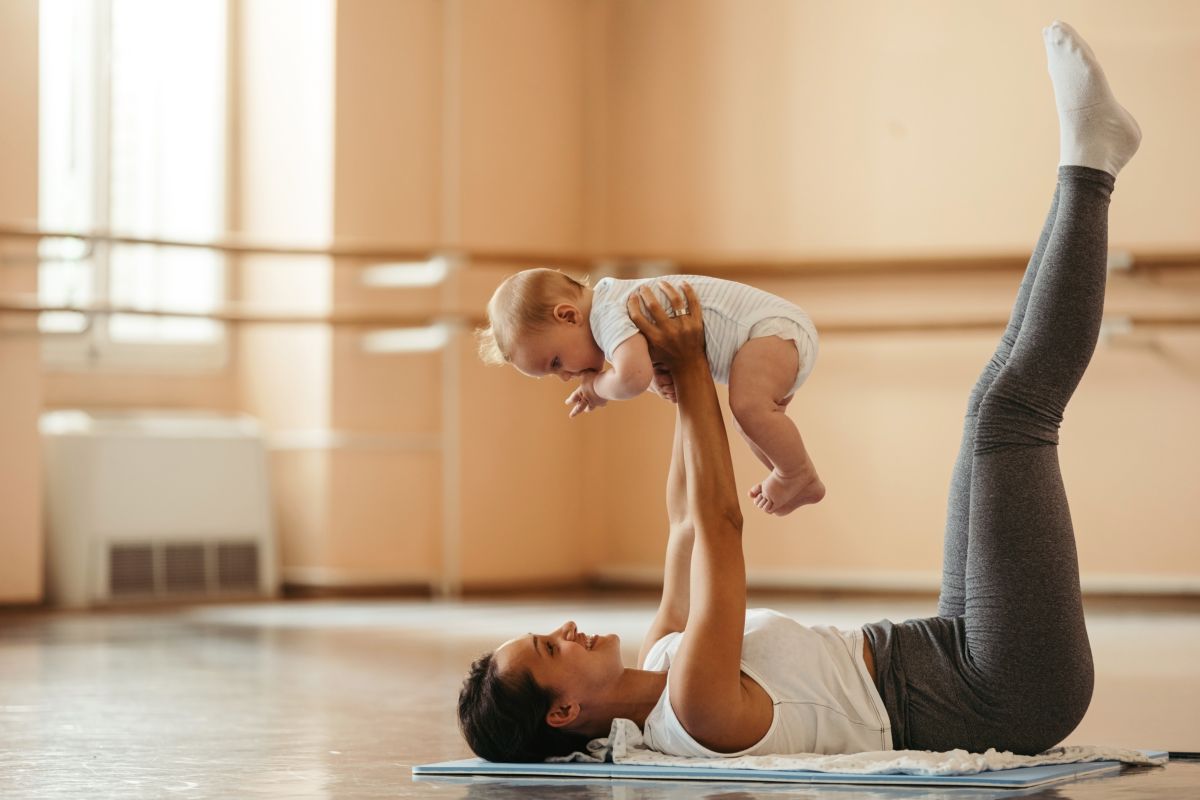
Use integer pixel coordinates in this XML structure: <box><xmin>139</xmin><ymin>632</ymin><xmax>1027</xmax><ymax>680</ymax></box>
<box><xmin>477</xmin><ymin>268</ymin><xmax>605</xmax><ymax>381</ymax></box>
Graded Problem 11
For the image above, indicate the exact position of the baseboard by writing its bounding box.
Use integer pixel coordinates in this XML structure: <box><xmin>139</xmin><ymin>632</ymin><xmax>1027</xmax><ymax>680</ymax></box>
<box><xmin>1078</xmin><ymin>573</ymin><xmax>1200</xmax><ymax>596</ymax></box>
<box><xmin>591</xmin><ymin>566</ymin><xmax>940</xmax><ymax>594</ymax></box>
<box><xmin>590</xmin><ymin>565</ymin><xmax>1200</xmax><ymax>597</ymax></box>
<box><xmin>280</xmin><ymin>564</ymin><xmax>1200</xmax><ymax>598</ymax></box>
<box><xmin>457</xmin><ymin>578</ymin><xmax>605</xmax><ymax>598</ymax></box>
<box><xmin>280</xmin><ymin>565</ymin><xmax>434</xmax><ymax>594</ymax></box>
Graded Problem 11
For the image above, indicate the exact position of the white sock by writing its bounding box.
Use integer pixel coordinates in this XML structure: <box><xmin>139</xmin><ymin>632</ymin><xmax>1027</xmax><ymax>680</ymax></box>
<box><xmin>1043</xmin><ymin>20</ymin><xmax>1141</xmax><ymax>177</ymax></box>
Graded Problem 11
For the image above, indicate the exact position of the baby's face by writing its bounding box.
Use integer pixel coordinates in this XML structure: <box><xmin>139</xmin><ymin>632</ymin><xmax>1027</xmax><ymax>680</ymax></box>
<box><xmin>509</xmin><ymin>320</ymin><xmax>605</xmax><ymax>382</ymax></box>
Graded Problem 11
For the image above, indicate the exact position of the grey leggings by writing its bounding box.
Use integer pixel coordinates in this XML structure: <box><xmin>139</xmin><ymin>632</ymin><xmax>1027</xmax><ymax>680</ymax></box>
<box><xmin>863</xmin><ymin>166</ymin><xmax>1115</xmax><ymax>756</ymax></box>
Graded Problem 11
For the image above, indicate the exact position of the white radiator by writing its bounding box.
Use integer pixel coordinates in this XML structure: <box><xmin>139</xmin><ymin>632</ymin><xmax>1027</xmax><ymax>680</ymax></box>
<box><xmin>41</xmin><ymin>410</ymin><xmax>278</xmax><ymax>608</ymax></box>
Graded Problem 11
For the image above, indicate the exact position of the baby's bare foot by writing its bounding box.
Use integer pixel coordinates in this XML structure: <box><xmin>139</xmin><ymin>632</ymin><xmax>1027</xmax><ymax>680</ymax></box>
<box><xmin>749</xmin><ymin>469</ymin><xmax>826</xmax><ymax>516</ymax></box>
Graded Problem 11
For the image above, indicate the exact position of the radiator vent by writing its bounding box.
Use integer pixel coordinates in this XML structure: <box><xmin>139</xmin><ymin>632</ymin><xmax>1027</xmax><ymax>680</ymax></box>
<box><xmin>165</xmin><ymin>544</ymin><xmax>207</xmax><ymax>593</ymax></box>
<box><xmin>109</xmin><ymin>545</ymin><xmax>156</xmax><ymax>596</ymax></box>
<box><xmin>108</xmin><ymin>541</ymin><xmax>264</xmax><ymax>599</ymax></box>
<box><xmin>217</xmin><ymin>543</ymin><xmax>260</xmax><ymax>591</ymax></box>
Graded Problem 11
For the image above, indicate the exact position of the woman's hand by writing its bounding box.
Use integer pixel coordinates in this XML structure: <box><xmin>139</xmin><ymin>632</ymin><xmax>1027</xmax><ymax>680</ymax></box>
<box><xmin>626</xmin><ymin>282</ymin><xmax>705</xmax><ymax>370</ymax></box>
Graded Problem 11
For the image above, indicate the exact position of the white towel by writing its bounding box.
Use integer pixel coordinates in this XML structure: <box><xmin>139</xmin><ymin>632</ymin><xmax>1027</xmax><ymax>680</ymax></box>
<box><xmin>549</xmin><ymin>718</ymin><xmax>1165</xmax><ymax>776</ymax></box>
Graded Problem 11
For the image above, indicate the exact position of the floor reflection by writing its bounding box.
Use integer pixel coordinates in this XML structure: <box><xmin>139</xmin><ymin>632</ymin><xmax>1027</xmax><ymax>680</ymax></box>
<box><xmin>1</xmin><ymin>596</ymin><xmax>1196</xmax><ymax>799</ymax></box>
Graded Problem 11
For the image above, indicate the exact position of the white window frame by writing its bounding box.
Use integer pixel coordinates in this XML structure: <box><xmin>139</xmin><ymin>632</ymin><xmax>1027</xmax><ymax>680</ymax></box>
<box><xmin>39</xmin><ymin>0</ymin><xmax>230</xmax><ymax>372</ymax></box>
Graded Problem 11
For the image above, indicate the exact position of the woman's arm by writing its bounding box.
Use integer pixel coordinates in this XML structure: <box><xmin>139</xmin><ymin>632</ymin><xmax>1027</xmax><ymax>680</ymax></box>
<box><xmin>627</xmin><ymin>283</ymin><xmax>760</xmax><ymax>749</ymax></box>
<box><xmin>638</xmin><ymin>412</ymin><xmax>694</xmax><ymax>668</ymax></box>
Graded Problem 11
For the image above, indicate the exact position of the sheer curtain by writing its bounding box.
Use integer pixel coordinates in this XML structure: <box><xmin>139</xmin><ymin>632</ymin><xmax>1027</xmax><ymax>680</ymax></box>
<box><xmin>39</xmin><ymin>0</ymin><xmax>227</xmax><ymax>364</ymax></box>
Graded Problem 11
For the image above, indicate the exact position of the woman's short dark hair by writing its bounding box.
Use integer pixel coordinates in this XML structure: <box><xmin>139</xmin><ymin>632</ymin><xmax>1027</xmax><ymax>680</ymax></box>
<box><xmin>457</xmin><ymin>651</ymin><xmax>592</xmax><ymax>762</ymax></box>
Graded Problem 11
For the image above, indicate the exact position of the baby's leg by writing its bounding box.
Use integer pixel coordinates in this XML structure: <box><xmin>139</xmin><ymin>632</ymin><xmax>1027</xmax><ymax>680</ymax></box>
<box><xmin>729</xmin><ymin>336</ymin><xmax>825</xmax><ymax>515</ymax></box>
<box><xmin>731</xmin><ymin>417</ymin><xmax>776</xmax><ymax>473</ymax></box>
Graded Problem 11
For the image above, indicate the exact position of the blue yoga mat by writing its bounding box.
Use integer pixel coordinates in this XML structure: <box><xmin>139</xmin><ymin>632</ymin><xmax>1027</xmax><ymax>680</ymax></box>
<box><xmin>413</xmin><ymin>751</ymin><xmax>1167</xmax><ymax>789</ymax></box>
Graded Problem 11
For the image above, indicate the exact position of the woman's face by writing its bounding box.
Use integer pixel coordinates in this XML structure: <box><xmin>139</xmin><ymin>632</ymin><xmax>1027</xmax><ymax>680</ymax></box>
<box><xmin>493</xmin><ymin>620</ymin><xmax>624</xmax><ymax>720</ymax></box>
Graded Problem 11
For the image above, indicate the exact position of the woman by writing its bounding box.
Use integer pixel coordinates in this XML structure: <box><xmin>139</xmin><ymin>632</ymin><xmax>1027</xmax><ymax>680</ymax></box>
<box><xmin>457</xmin><ymin>20</ymin><xmax>1140</xmax><ymax>761</ymax></box>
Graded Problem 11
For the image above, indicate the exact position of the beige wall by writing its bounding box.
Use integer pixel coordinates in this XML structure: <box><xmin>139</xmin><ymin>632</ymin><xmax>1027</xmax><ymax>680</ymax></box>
<box><xmin>333</xmin><ymin>0</ymin><xmax>442</xmax><ymax>246</ymax></box>
<box><xmin>316</xmin><ymin>1</ymin><xmax>596</xmax><ymax>590</ymax></box>
<box><xmin>580</xmin><ymin>1</ymin><xmax>1200</xmax><ymax>591</ymax></box>
<box><xmin>235</xmin><ymin>0</ymin><xmax>337</xmax><ymax>585</ymax></box>
<box><xmin>593</xmin><ymin>269</ymin><xmax>1200</xmax><ymax>590</ymax></box>
<box><xmin>3</xmin><ymin>1</ymin><xmax>1197</xmax><ymax>602</ymax></box>
<box><xmin>0</xmin><ymin>0</ymin><xmax>42</xmax><ymax>603</ymax></box>
<box><xmin>237</xmin><ymin>0</ymin><xmax>594</xmax><ymax>589</ymax></box>
<box><xmin>457</xmin><ymin>0</ymin><xmax>588</xmax><ymax>251</ymax></box>
<box><xmin>595</xmin><ymin>0</ymin><xmax>1200</xmax><ymax>258</ymax></box>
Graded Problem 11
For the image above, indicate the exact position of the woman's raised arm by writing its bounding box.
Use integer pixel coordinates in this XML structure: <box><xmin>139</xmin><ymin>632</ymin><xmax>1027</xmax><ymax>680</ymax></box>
<box><xmin>627</xmin><ymin>283</ymin><xmax>757</xmax><ymax>750</ymax></box>
<box><xmin>638</xmin><ymin>410</ymin><xmax>695</xmax><ymax>667</ymax></box>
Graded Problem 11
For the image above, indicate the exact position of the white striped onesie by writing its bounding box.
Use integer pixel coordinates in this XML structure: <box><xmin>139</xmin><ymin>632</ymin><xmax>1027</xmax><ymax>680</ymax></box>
<box><xmin>589</xmin><ymin>276</ymin><xmax>819</xmax><ymax>396</ymax></box>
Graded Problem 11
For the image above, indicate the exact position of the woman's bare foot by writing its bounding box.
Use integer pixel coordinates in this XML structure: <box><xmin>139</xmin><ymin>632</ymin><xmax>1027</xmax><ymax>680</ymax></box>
<box><xmin>750</xmin><ymin>469</ymin><xmax>826</xmax><ymax>516</ymax></box>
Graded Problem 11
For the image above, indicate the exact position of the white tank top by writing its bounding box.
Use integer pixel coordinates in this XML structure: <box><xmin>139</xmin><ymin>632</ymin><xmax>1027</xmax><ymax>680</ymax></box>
<box><xmin>641</xmin><ymin>608</ymin><xmax>892</xmax><ymax>757</ymax></box>
<box><xmin>589</xmin><ymin>275</ymin><xmax>817</xmax><ymax>386</ymax></box>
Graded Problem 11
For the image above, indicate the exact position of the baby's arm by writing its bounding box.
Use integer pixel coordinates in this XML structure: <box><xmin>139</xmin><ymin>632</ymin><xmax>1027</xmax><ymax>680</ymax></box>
<box><xmin>591</xmin><ymin>333</ymin><xmax>654</xmax><ymax>401</ymax></box>
<box><xmin>565</xmin><ymin>333</ymin><xmax>654</xmax><ymax>418</ymax></box>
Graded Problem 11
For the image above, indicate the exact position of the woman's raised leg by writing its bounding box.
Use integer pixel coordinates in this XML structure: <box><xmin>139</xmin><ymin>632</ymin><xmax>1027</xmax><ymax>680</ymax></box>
<box><xmin>941</xmin><ymin>21</ymin><xmax>1141</xmax><ymax>620</ymax></box>
<box><xmin>960</xmin><ymin>21</ymin><xmax>1140</xmax><ymax>752</ymax></box>
<box><xmin>938</xmin><ymin>185</ymin><xmax>1060</xmax><ymax>618</ymax></box>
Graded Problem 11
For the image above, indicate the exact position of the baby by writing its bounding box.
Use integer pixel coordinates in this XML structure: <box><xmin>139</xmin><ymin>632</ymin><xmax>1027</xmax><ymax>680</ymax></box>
<box><xmin>477</xmin><ymin>269</ymin><xmax>824</xmax><ymax>515</ymax></box>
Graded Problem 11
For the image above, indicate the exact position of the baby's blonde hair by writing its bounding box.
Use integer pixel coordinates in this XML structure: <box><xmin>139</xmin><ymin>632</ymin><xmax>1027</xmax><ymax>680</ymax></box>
<box><xmin>476</xmin><ymin>268</ymin><xmax>590</xmax><ymax>365</ymax></box>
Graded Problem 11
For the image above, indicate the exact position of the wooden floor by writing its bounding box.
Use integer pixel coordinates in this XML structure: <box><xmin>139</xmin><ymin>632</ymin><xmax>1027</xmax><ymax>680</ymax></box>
<box><xmin>1</xmin><ymin>592</ymin><xmax>1197</xmax><ymax>798</ymax></box>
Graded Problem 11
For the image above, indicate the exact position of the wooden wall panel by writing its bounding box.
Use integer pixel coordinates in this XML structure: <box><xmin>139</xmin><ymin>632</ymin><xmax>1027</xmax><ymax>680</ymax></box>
<box><xmin>333</xmin><ymin>0</ymin><xmax>443</xmax><ymax>246</ymax></box>
<box><xmin>325</xmin><ymin>449</ymin><xmax>440</xmax><ymax>583</ymax></box>
<box><xmin>594</xmin><ymin>0</ymin><xmax>1200</xmax><ymax>259</ymax></box>
<box><xmin>330</xmin><ymin>328</ymin><xmax>441</xmax><ymax>434</ymax></box>
<box><xmin>592</xmin><ymin>269</ymin><xmax>1200</xmax><ymax>590</ymax></box>
<box><xmin>457</xmin><ymin>0</ymin><xmax>589</xmax><ymax>252</ymax></box>
<box><xmin>0</xmin><ymin>0</ymin><xmax>42</xmax><ymax>603</ymax></box>
<box><xmin>456</xmin><ymin>333</ymin><xmax>595</xmax><ymax>588</ymax></box>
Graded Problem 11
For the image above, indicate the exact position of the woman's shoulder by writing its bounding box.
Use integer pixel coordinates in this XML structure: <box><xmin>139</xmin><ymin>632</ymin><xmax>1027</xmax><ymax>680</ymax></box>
<box><xmin>744</xmin><ymin>607</ymin><xmax>856</xmax><ymax>647</ymax></box>
<box><xmin>642</xmin><ymin>641</ymin><xmax>777</xmax><ymax>757</ymax></box>
<box><xmin>642</xmin><ymin>629</ymin><xmax>683</xmax><ymax>671</ymax></box>
<box><xmin>647</xmin><ymin>609</ymin><xmax>807</xmax><ymax>673</ymax></box>
<box><xmin>745</xmin><ymin>607</ymin><xmax>798</xmax><ymax>627</ymax></box>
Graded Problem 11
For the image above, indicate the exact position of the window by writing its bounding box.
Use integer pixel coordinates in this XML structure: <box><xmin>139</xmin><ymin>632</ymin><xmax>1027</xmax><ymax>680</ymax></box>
<box><xmin>39</xmin><ymin>0</ymin><xmax>228</xmax><ymax>368</ymax></box>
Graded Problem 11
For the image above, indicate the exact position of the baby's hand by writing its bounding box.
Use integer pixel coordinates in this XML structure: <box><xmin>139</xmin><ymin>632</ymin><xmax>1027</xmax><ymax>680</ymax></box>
<box><xmin>649</xmin><ymin>363</ymin><xmax>677</xmax><ymax>404</ymax></box>
<box><xmin>565</xmin><ymin>371</ymin><xmax>608</xmax><ymax>418</ymax></box>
